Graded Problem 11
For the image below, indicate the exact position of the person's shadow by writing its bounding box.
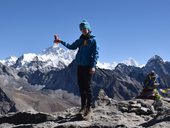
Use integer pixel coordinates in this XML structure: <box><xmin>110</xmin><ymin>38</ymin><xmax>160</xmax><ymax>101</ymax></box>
<box><xmin>55</xmin><ymin>113</ymin><xmax>84</xmax><ymax>123</ymax></box>
<box><xmin>0</xmin><ymin>112</ymin><xmax>84</xmax><ymax>125</ymax></box>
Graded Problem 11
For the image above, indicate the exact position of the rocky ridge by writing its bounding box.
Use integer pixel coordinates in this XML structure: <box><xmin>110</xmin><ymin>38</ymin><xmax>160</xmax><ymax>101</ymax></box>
<box><xmin>0</xmin><ymin>90</ymin><xmax>170</xmax><ymax>128</ymax></box>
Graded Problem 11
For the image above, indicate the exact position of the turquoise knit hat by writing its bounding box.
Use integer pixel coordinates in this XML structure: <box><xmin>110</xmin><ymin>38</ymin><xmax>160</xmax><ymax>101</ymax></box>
<box><xmin>79</xmin><ymin>20</ymin><xmax>91</xmax><ymax>31</ymax></box>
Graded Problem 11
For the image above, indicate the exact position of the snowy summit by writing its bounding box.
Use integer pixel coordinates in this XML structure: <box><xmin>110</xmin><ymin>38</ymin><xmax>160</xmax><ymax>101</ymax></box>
<box><xmin>0</xmin><ymin>45</ymin><xmax>141</xmax><ymax>70</ymax></box>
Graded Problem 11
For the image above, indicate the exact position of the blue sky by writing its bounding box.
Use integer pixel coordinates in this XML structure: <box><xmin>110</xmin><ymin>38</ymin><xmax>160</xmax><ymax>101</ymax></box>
<box><xmin>0</xmin><ymin>0</ymin><xmax>170</xmax><ymax>65</ymax></box>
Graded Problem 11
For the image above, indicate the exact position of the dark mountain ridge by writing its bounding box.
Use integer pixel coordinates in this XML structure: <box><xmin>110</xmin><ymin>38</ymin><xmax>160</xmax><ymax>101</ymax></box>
<box><xmin>15</xmin><ymin>55</ymin><xmax>170</xmax><ymax>100</ymax></box>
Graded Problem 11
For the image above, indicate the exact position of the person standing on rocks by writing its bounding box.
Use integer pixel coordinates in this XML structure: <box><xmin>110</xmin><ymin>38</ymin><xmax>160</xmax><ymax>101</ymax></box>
<box><xmin>54</xmin><ymin>20</ymin><xmax>99</xmax><ymax>118</ymax></box>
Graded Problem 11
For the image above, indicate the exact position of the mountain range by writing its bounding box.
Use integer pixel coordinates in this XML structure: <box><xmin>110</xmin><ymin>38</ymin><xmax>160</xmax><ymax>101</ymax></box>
<box><xmin>0</xmin><ymin>44</ymin><xmax>141</xmax><ymax>70</ymax></box>
<box><xmin>0</xmin><ymin>45</ymin><xmax>170</xmax><ymax>115</ymax></box>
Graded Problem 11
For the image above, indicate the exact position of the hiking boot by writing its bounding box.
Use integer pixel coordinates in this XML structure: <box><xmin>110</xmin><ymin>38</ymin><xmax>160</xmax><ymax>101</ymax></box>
<box><xmin>84</xmin><ymin>106</ymin><xmax>92</xmax><ymax>116</ymax></box>
<box><xmin>79</xmin><ymin>107</ymin><xmax>85</xmax><ymax>115</ymax></box>
<box><xmin>83</xmin><ymin>106</ymin><xmax>93</xmax><ymax>120</ymax></box>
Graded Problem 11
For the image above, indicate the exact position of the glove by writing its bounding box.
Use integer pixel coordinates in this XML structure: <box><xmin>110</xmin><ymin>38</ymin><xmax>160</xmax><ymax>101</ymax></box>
<box><xmin>54</xmin><ymin>34</ymin><xmax>61</xmax><ymax>44</ymax></box>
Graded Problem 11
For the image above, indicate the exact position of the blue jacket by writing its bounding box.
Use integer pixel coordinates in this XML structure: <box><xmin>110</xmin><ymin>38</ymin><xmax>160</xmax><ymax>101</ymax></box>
<box><xmin>60</xmin><ymin>34</ymin><xmax>99</xmax><ymax>68</ymax></box>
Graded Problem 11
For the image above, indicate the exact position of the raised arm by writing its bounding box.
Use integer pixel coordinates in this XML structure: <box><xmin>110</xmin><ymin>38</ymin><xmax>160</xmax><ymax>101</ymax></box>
<box><xmin>54</xmin><ymin>34</ymin><xmax>81</xmax><ymax>50</ymax></box>
<box><xmin>60</xmin><ymin>40</ymin><xmax>81</xmax><ymax>50</ymax></box>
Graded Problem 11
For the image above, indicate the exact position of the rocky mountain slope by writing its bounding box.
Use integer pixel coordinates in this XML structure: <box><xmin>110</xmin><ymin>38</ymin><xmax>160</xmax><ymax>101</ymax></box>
<box><xmin>0</xmin><ymin>46</ymin><xmax>170</xmax><ymax>127</ymax></box>
<box><xmin>1</xmin><ymin>47</ymin><xmax>170</xmax><ymax>103</ymax></box>
<box><xmin>17</xmin><ymin>55</ymin><xmax>170</xmax><ymax>101</ymax></box>
<box><xmin>0</xmin><ymin>45</ymin><xmax>170</xmax><ymax>115</ymax></box>
<box><xmin>0</xmin><ymin>88</ymin><xmax>16</xmax><ymax>115</ymax></box>
<box><xmin>0</xmin><ymin>63</ymin><xmax>80</xmax><ymax>114</ymax></box>
<box><xmin>0</xmin><ymin>91</ymin><xmax>170</xmax><ymax>128</ymax></box>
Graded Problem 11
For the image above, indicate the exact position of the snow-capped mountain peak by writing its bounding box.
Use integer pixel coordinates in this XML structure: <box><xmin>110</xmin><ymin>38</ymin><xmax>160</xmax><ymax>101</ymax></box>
<box><xmin>0</xmin><ymin>56</ymin><xmax>17</xmax><ymax>66</ymax></box>
<box><xmin>97</xmin><ymin>61</ymin><xmax>117</xmax><ymax>70</ymax></box>
<box><xmin>38</xmin><ymin>44</ymin><xmax>77</xmax><ymax>66</ymax></box>
<box><xmin>97</xmin><ymin>58</ymin><xmax>141</xmax><ymax>70</ymax></box>
<box><xmin>40</xmin><ymin>44</ymin><xmax>65</xmax><ymax>56</ymax></box>
<box><xmin>147</xmin><ymin>55</ymin><xmax>164</xmax><ymax>64</ymax></box>
<box><xmin>0</xmin><ymin>45</ymin><xmax>142</xmax><ymax>70</ymax></box>
<box><xmin>20</xmin><ymin>53</ymin><xmax>37</xmax><ymax>63</ymax></box>
<box><xmin>12</xmin><ymin>45</ymin><xmax>77</xmax><ymax>70</ymax></box>
<box><xmin>121</xmin><ymin>57</ymin><xmax>139</xmax><ymax>67</ymax></box>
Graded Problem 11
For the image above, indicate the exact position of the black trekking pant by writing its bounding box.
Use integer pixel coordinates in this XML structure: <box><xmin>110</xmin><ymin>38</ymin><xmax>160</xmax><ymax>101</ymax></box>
<box><xmin>77</xmin><ymin>66</ymin><xmax>93</xmax><ymax>108</ymax></box>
